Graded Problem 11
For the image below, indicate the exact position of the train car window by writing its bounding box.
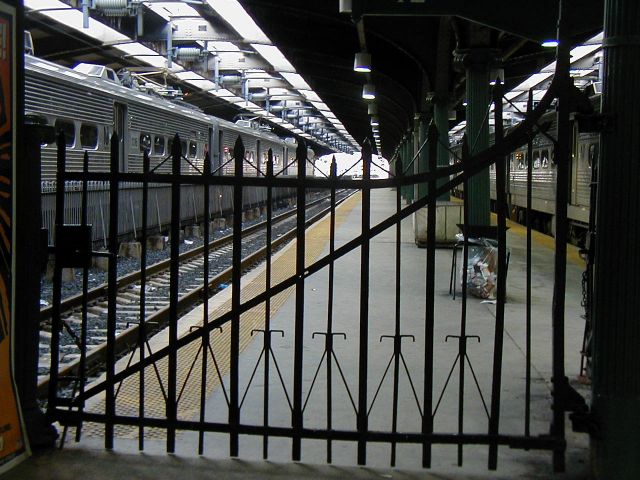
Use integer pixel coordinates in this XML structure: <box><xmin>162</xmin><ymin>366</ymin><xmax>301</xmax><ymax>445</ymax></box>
<box><xmin>139</xmin><ymin>133</ymin><xmax>152</xmax><ymax>153</ymax></box>
<box><xmin>153</xmin><ymin>136</ymin><xmax>165</xmax><ymax>155</ymax></box>
<box><xmin>80</xmin><ymin>124</ymin><xmax>98</xmax><ymax>149</ymax></box>
<box><xmin>588</xmin><ymin>142</ymin><xmax>598</xmax><ymax>168</ymax></box>
<box><xmin>533</xmin><ymin>151</ymin><xmax>541</xmax><ymax>169</ymax></box>
<box><xmin>189</xmin><ymin>141</ymin><xmax>197</xmax><ymax>158</ymax></box>
<box><xmin>54</xmin><ymin>119</ymin><xmax>75</xmax><ymax>147</ymax></box>
<box><xmin>541</xmin><ymin>149</ymin><xmax>549</xmax><ymax>168</ymax></box>
<box><xmin>516</xmin><ymin>151</ymin><xmax>525</xmax><ymax>170</ymax></box>
<box><xmin>551</xmin><ymin>149</ymin><xmax>556</xmax><ymax>166</ymax></box>
<box><xmin>181</xmin><ymin>140</ymin><xmax>187</xmax><ymax>156</ymax></box>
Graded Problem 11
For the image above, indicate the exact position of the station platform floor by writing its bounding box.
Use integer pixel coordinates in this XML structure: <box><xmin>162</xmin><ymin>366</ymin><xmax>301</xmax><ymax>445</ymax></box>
<box><xmin>3</xmin><ymin>188</ymin><xmax>592</xmax><ymax>479</ymax></box>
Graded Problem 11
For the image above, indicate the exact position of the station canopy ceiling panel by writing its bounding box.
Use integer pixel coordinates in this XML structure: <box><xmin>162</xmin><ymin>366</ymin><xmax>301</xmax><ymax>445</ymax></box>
<box><xmin>24</xmin><ymin>0</ymin><xmax>603</xmax><ymax>158</ymax></box>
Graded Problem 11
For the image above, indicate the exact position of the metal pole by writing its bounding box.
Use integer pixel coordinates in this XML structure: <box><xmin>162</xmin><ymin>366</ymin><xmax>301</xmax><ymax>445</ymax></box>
<box><xmin>166</xmin><ymin>134</ymin><xmax>181</xmax><ymax>452</ymax></box>
<box><xmin>550</xmin><ymin>4</ymin><xmax>572</xmax><ymax>470</ymax></box>
<box><xmin>292</xmin><ymin>139</ymin><xmax>307</xmax><ymax>461</ymax></box>
<box><xmin>357</xmin><ymin>139</ymin><xmax>372</xmax><ymax>465</ymax></box>
<box><xmin>105</xmin><ymin>133</ymin><xmax>120</xmax><ymax>449</ymax></box>
<box><xmin>230</xmin><ymin>136</ymin><xmax>244</xmax><ymax>457</ymax></box>
<box><xmin>488</xmin><ymin>79</ymin><xmax>507</xmax><ymax>470</ymax></box>
<box><xmin>422</xmin><ymin>122</ymin><xmax>438</xmax><ymax>467</ymax></box>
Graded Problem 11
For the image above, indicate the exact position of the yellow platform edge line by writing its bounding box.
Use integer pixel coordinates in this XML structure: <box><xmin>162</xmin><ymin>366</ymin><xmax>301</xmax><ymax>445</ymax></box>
<box><xmin>449</xmin><ymin>198</ymin><xmax>584</xmax><ymax>266</ymax></box>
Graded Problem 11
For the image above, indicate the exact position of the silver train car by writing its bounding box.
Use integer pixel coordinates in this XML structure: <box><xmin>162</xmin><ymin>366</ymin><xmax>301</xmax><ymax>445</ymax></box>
<box><xmin>25</xmin><ymin>54</ymin><xmax>316</xmax><ymax>244</ymax></box>
<box><xmin>452</xmin><ymin>101</ymin><xmax>599</xmax><ymax>243</ymax></box>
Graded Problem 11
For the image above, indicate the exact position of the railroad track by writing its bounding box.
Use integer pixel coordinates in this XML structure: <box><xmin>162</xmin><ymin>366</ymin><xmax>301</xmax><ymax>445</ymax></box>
<box><xmin>38</xmin><ymin>190</ymin><xmax>355</xmax><ymax>396</ymax></box>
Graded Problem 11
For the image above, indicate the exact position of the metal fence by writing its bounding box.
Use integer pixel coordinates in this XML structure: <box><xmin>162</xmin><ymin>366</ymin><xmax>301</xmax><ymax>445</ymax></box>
<box><xmin>45</xmin><ymin>56</ymin><xmax>586</xmax><ymax>473</ymax></box>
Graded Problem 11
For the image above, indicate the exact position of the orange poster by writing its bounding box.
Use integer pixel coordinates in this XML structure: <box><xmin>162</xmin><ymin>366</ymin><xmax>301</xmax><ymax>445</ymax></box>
<box><xmin>0</xmin><ymin>2</ymin><xmax>28</xmax><ymax>473</ymax></box>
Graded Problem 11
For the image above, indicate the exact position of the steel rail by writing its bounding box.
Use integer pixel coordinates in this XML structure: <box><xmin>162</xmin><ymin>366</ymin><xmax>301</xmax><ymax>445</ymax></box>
<box><xmin>39</xmin><ymin>192</ymin><xmax>341</xmax><ymax>322</ymax></box>
<box><xmin>37</xmin><ymin>190</ymin><xmax>356</xmax><ymax>397</ymax></box>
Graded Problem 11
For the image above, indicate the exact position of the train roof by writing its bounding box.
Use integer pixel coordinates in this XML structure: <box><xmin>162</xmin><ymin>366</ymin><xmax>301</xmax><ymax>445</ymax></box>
<box><xmin>25</xmin><ymin>54</ymin><xmax>291</xmax><ymax>148</ymax></box>
<box><xmin>25</xmin><ymin>54</ymin><xmax>214</xmax><ymax>126</ymax></box>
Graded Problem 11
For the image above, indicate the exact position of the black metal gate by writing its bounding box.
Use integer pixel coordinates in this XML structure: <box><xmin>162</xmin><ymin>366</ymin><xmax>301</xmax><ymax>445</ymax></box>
<box><xmin>43</xmin><ymin>48</ymin><xmax>589</xmax><ymax>473</ymax></box>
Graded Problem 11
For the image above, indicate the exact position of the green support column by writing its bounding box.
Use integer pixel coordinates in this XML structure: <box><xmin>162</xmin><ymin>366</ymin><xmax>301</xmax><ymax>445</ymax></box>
<box><xmin>400</xmin><ymin>139</ymin><xmax>407</xmax><ymax>201</ymax></box>
<box><xmin>433</xmin><ymin>99</ymin><xmax>451</xmax><ymax>201</ymax></box>
<box><xmin>406</xmin><ymin>131</ymin><xmax>414</xmax><ymax>203</ymax></box>
<box><xmin>455</xmin><ymin>49</ymin><xmax>495</xmax><ymax>225</ymax></box>
<box><xmin>591</xmin><ymin>0</ymin><xmax>640</xmax><ymax>477</ymax></box>
<box><xmin>416</xmin><ymin>115</ymin><xmax>428</xmax><ymax>200</ymax></box>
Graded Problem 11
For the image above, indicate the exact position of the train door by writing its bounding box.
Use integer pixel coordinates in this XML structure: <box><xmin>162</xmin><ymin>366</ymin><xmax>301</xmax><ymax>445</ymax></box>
<box><xmin>256</xmin><ymin>139</ymin><xmax>261</xmax><ymax>174</ymax></box>
<box><xmin>114</xmin><ymin>102</ymin><xmax>128</xmax><ymax>171</ymax></box>
<box><xmin>283</xmin><ymin>145</ymin><xmax>289</xmax><ymax>175</ymax></box>
<box><xmin>570</xmin><ymin>122</ymin><xmax>579</xmax><ymax>205</ymax></box>
<box><xmin>207</xmin><ymin>124</ymin><xmax>217</xmax><ymax>173</ymax></box>
<box><xmin>217</xmin><ymin>128</ymin><xmax>224</xmax><ymax>175</ymax></box>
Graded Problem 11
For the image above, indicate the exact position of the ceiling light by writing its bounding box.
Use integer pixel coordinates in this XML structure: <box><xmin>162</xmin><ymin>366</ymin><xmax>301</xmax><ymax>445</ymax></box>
<box><xmin>542</xmin><ymin>39</ymin><xmax>559</xmax><ymax>47</ymax></box>
<box><xmin>370</xmin><ymin>116</ymin><xmax>379</xmax><ymax>126</ymax></box>
<box><xmin>489</xmin><ymin>68</ymin><xmax>504</xmax><ymax>85</ymax></box>
<box><xmin>354</xmin><ymin>52</ymin><xmax>371</xmax><ymax>73</ymax></box>
<box><xmin>362</xmin><ymin>83</ymin><xmax>376</xmax><ymax>100</ymax></box>
<box><xmin>368</xmin><ymin>103</ymin><xmax>378</xmax><ymax>115</ymax></box>
<box><xmin>339</xmin><ymin>0</ymin><xmax>352</xmax><ymax>13</ymax></box>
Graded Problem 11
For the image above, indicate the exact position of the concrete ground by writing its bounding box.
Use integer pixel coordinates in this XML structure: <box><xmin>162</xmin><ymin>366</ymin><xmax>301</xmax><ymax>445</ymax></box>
<box><xmin>2</xmin><ymin>188</ymin><xmax>593</xmax><ymax>479</ymax></box>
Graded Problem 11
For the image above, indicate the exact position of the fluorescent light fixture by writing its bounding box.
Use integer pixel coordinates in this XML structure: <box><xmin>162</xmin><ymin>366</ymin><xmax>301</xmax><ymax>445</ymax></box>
<box><xmin>339</xmin><ymin>0</ymin><xmax>353</xmax><ymax>14</ymax></box>
<box><xmin>354</xmin><ymin>52</ymin><xmax>371</xmax><ymax>73</ymax></box>
<box><xmin>145</xmin><ymin>2</ymin><xmax>200</xmax><ymax>19</ymax></box>
<box><xmin>281</xmin><ymin>72</ymin><xmax>312</xmax><ymax>90</ymax></box>
<box><xmin>251</xmin><ymin>43</ymin><xmax>295</xmax><ymax>71</ymax></box>
<box><xmin>542</xmin><ymin>39</ymin><xmax>559</xmax><ymax>47</ymax></box>
<box><xmin>206</xmin><ymin>0</ymin><xmax>270</xmax><ymax>43</ymax></box>
<box><xmin>209</xmin><ymin>88</ymin><xmax>236</xmax><ymax>97</ymax></box>
<box><xmin>301</xmin><ymin>91</ymin><xmax>323</xmax><ymax>102</ymax></box>
<box><xmin>311</xmin><ymin>101</ymin><xmax>330</xmax><ymax>111</ymax></box>
<box><xmin>370</xmin><ymin>116</ymin><xmax>379</xmax><ymax>126</ymax></box>
<box><xmin>368</xmin><ymin>103</ymin><xmax>378</xmax><ymax>115</ymax></box>
<box><xmin>489</xmin><ymin>67</ymin><xmax>504</xmax><ymax>85</ymax></box>
<box><xmin>362</xmin><ymin>83</ymin><xmax>376</xmax><ymax>100</ymax></box>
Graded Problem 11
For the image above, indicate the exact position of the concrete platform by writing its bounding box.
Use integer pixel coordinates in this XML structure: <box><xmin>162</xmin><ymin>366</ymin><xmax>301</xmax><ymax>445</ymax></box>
<box><xmin>2</xmin><ymin>188</ymin><xmax>592</xmax><ymax>479</ymax></box>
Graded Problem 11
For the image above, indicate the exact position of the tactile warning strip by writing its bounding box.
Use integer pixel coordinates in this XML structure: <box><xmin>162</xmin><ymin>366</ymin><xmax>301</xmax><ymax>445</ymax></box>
<box><xmin>80</xmin><ymin>192</ymin><xmax>361</xmax><ymax>440</ymax></box>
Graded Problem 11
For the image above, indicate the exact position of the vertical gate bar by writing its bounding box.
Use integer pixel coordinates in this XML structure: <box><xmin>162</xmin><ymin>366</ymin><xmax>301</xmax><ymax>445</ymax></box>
<box><xmin>488</xmin><ymin>80</ymin><xmax>508</xmax><ymax>470</ymax></box>
<box><xmin>422</xmin><ymin>122</ymin><xmax>438</xmax><ymax>468</ymax></box>
<box><xmin>167</xmin><ymin>134</ymin><xmax>181</xmax><ymax>453</ymax></box>
<box><xmin>525</xmin><ymin>90</ymin><xmax>534</xmax><ymax>437</ymax></box>
<box><xmin>292</xmin><ymin>140</ymin><xmax>307</xmax><ymax>461</ymax></box>
<box><xmin>139</xmin><ymin>149</ymin><xmax>150</xmax><ymax>450</ymax></box>
<box><xmin>262</xmin><ymin>149</ymin><xmax>274</xmax><ymax>459</ymax></box>
<box><xmin>357</xmin><ymin>139</ymin><xmax>372</xmax><ymax>465</ymax></box>
<box><xmin>105</xmin><ymin>133</ymin><xmax>120</xmax><ymax>449</ymax></box>
<box><xmin>75</xmin><ymin>151</ymin><xmax>90</xmax><ymax>441</ymax></box>
<box><xmin>390</xmin><ymin>150</ymin><xmax>402</xmax><ymax>467</ymax></box>
<box><xmin>229</xmin><ymin>136</ymin><xmax>244</xmax><ymax>456</ymax></box>
<box><xmin>198</xmin><ymin>152</ymin><xmax>212</xmax><ymax>455</ymax></box>
<box><xmin>325</xmin><ymin>156</ymin><xmax>337</xmax><ymax>463</ymax></box>
<box><xmin>550</xmin><ymin>8</ymin><xmax>571</xmax><ymax>471</ymax></box>
<box><xmin>47</xmin><ymin>132</ymin><xmax>66</xmax><ymax>418</ymax></box>
<box><xmin>457</xmin><ymin>136</ymin><xmax>471</xmax><ymax>466</ymax></box>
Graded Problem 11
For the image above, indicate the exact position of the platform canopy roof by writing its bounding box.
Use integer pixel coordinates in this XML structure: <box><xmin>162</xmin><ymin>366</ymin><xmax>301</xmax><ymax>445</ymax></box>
<box><xmin>24</xmin><ymin>0</ymin><xmax>604</xmax><ymax>158</ymax></box>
